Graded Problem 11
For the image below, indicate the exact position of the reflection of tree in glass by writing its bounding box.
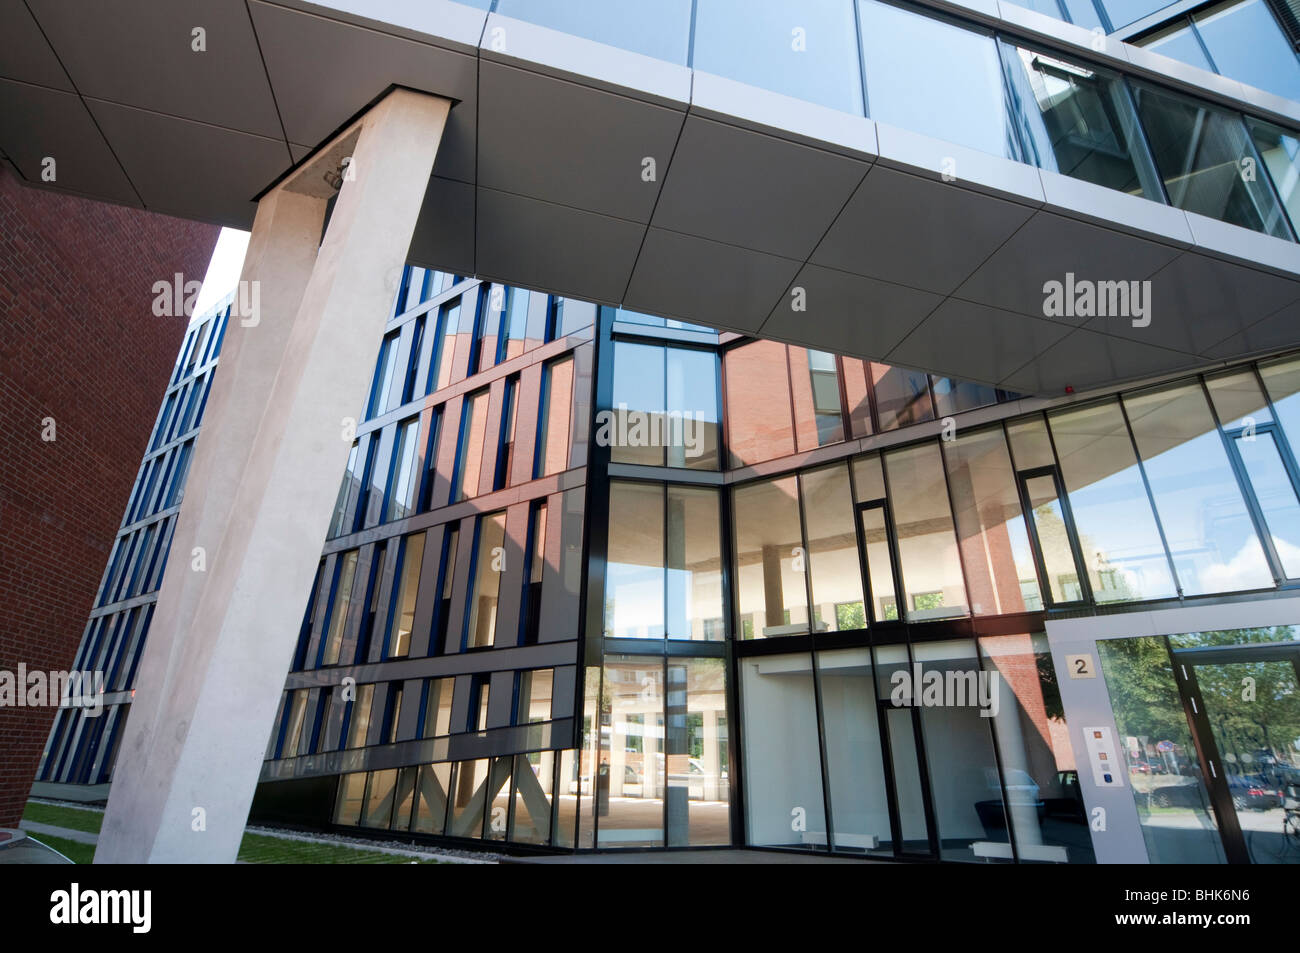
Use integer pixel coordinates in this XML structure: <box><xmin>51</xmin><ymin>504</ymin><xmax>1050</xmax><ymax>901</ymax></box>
<box><xmin>1097</xmin><ymin>636</ymin><xmax>1188</xmax><ymax>756</ymax></box>
<box><xmin>1031</xmin><ymin>503</ymin><xmax>1137</xmax><ymax>602</ymax></box>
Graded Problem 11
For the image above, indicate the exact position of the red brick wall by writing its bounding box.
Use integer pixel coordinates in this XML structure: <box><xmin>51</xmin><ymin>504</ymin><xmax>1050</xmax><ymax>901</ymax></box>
<box><xmin>0</xmin><ymin>168</ymin><xmax>219</xmax><ymax>827</ymax></box>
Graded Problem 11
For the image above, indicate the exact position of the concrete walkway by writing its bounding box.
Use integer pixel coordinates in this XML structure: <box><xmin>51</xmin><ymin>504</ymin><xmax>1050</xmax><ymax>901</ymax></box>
<box><xmin>19</xmin><ymin>820</ymin><xmax>97</xmax><ymax>845</ymax></box>
<box><xmin>509</xmin><ymin>849</ymin><xmax>876</xmax><ymax>864</ymax></box>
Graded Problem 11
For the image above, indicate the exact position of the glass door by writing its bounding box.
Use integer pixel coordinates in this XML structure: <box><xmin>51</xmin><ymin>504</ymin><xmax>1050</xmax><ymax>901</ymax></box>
<box><xmin>871</xmin><ymin>642</ymin><xmax>939</xmax><ymax>859</ymax></box>
<box><xmin>1017</xmin><ymin>466</ymin><xmax>1090</xmax><ymax>607</ymax></box>
<box><xmin>1177</xmin><ymin>643</ymin><xmax>1300</xmax><ymax>865</ymax></box>
<box><xmin>856</xmin><ymin>502</ymin><xmax>902</xmax><ymax>623</ymax></box>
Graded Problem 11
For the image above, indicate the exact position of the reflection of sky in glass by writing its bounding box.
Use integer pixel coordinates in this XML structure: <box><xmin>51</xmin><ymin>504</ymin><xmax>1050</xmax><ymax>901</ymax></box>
<box><xmin>693</xmin><ymin>0</ymin><xmax>863</xmax><ymax>114</ymax></box>
<box><xmin>1195</xmin><ymin>0</ymin><xmax>1300</xmax><ymax>103</ymax></box>
<box><xmin>858</xmin><ymin>0</ymin><xmax>1010</xmax><ymax>157</ymax></box>
<box><xmin>495</xmin><ymin>0</ymin><xmax>692</xmax><ymax>64</ymax></box>
<box><xmin>1050</xmin><ymin>404</ymin><xmax>1178</xmax><ymax>602</ymax></box>
<box><xmin>1141</xmin><ymin>21</ymin><xmax>1214</xmax><ymax>72</ymax></box>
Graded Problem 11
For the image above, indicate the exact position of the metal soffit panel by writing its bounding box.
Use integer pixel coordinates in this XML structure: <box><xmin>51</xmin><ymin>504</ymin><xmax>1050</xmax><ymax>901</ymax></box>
<box><xmin>1</xmin><ymin>0</ymin><xmax>1300</xmax><ymax>393</ymax></box>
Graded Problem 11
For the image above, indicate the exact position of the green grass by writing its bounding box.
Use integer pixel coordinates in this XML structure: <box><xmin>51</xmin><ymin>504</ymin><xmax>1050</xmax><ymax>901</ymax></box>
<box><xmin>26</xmin><ymin>832</ymin><xmax>95</xmax><ymax>864</ymax></box>
<box><xmin>24</xmin><ymin>801</ymin><xmax>439</xmax><ymax>864</ymax></box>
<box><xmin>23</xmin><ymin>801</ymin><xmax>103</xmax><ymax>834</ymax></box>
<box><xmin>237</xmin><ymin>832</ymin><xmax>436</xmax><ymax>864</ymax></box>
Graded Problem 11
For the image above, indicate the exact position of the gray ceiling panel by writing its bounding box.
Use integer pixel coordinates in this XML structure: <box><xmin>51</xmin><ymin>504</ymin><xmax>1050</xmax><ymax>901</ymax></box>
<box><xmin>0</xmin><ymin>0</ymin><xmax>72</xmax><ymax>90</ymax></box>
<box><xmin>1201</xmin><ymin>298</ymin><xmax>1300</xmax><ymax>360</ymax></box>
<box><xmin>812</xmin><ymin>164</ymin><xmax>1035</xmax><ymax>296</ymax></box>
<box><xmin>27</xmin><ymin>0</ymin><xmax>283</xmax><ymax>140</ymax></box>
<box><xmin>626</xmin><ymin>229</ymin><xmax>802</xmax><ymax>332</ymax></box>
<box><xmin>250</xmin><ymin>0</ymin><xmax>477</xmax><ymax>183</ymax></box>
<box><xmin>1083</xmin><ymin>251</ymin><xmax>1300</xmax><ymax>355</ymax></box>
<box><xmin>761</xmin><ymin>263</ymin><xmax>943</xmax><ymax>360</ymax></box>
<box><xmin>1000</xmin><ymin>327</ymin><xmax>1206</xmax><ymax>395</ymax></box>
<box><xmin>87</xmin><ymin>99</ymin><xmax>291</xmax><ymax>228</ymax></box>
<box><xmin>954</xmin><ymin>210</ymin><xmax>1184</xmax><ymax>324</ymax></box>
<box><xmin>477</xmin><ymin>60</ymin><xmax>684</xmax><ymax>224</ymax></box>
<box><xmin>650</xmin><ymin>115</ymin><xmax>869</xmax><ymax>260</ymax></box>
<box><xmin>407</xmin><ymin>175</ymin><xmax>475</xmax><ymax>277</ymax></box>
<box><xmin>475</xmin><ymin>187</ymin><xmax>644</xmax><ymax>304</ymax></box>
<box><xmin>0</xmin><ymin>80</ymin><xmax>139</xmax><ymax>205</ymax></box>
<box><xmin>888</xmin><ymin>298</ymin><xmax>1072</xmax><ymax>388</ymax></box>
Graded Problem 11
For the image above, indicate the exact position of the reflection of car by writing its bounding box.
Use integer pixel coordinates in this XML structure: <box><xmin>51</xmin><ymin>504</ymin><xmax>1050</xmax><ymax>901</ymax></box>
<box><xmin>986</xmin><ymin>767</ymin><xmax>1043</xmax><ymax>809</ymax></box>
<box><xmin>1129</xmin><ymin>760</ymin><xmax>1152</xmax><ymax>775</ymax></box>
<box><xmin>1228</xmin><ymin>775</ymin><xmax>1283</xmax><ymax>811</ymax></box>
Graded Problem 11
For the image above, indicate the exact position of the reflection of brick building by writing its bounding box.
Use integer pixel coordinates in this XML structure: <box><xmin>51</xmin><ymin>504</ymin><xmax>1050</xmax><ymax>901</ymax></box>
<box><xmin>0</xmin><ymin>165</ymin><xmax>218</xmax><ymax>827</ymax></box>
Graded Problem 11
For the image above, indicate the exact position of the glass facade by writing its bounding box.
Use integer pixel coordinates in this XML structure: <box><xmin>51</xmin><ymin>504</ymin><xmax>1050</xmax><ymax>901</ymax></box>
<box><xmin>44</xmin><ymin>196</ymin><xmax>1300</xmax><ymax>866</ymax></box>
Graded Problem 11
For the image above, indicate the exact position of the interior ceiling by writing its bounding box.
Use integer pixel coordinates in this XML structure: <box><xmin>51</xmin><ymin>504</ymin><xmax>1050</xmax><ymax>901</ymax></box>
<box><xmin>3</xmin><ymin>0</ymin><xmax>1300</xmax><ymax>396</ymax></box>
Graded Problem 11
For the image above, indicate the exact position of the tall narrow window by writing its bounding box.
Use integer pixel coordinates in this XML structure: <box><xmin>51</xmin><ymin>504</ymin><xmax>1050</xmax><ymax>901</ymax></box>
<box><xmin>942</xmin><ymin>427</ymin><xmax>1042</xmax><ymax>614</ymax></box>
<box><xmin>536</xmin><ymin>355</ymin><xmax>574</xmax><ymax>477</ymax></box>
<box><xmin>521</xmin><ymin>501</ymin><xmax>547</xmax><ymax>645</ymax></box>
<box><xmin>452</xmin><ymin>390</ymin><xmax>490</xmax><ymax>502</ymax></box>
<box><xmin>355</xmin><ymin>542</ymin><xmax>387</xmax><ymax>664</ymax></box>
<box><xmin>426</xmin><ymin>299</ymin><xmax>461</xmax><ymax>395</ymax></box>
<box><xmin>495</xmin><ymin>376</ymin><xmax>520</xmax><ymax>491</ymax></box>
<box><xmin>383</xmin><ymin>417</ymin><xmax>421</xmax><ymax>522</ymax></box>
<box><xmin>606</xmin><ymin>482</ymin><xmax>666</xmax><ymax>639</ymax></box>
<box><xmin>321</xmin><ymin>551</ymin><xmax>360</xmax><ymax>666</ymax></box>
<box><xmin>385</xmin><ymin>533</ymin><xmax>426</xmax><ymax>659</ymax></box>
<box><xmin>465</xmin><ymin>512</ymin><xmax>508</xmax><ymax>649</ymax></box>
<box><xmin>884</xmin><ymin>443</ymin><xmax>968</xmax><ymax>620</ymax></box>
<box><xmin>801</xmin><ymin>463</ymin><xmax>863</xmax><ymax>631</ymax></box>
<box><xmin>345</xmin><ymin>684</ymin><xmax>375</xmax><ymax>748</ymax></box>
<box><xmin>422</xmin><ymin>677</ymin><xmax>455</xmax><ymax>737</ymax></box>
<box><xmin>434</xmin><ymin>527</ymin><xmax>460</xmax><ymax>655</ymax></box>
<box><xmin>803</xmin><ymin>350</ymin><xmax>845</xmax><ymax>448</ymax></box>
<box><xmin>733</xmin><ymin>476</ymin><xmax>807</xmax><ymax>638</ymax></box>
<box><xmin>666</xmin><ymin>486</ymin><xmax>725</xmax><ymax>640</ymax></box>
<box><xmin>515</xmin><ymin>668</ymin><xmax>553</xmax><ymax>725</ymax></box>
<box><xmin>367</xmin><ymin>331</ymin><xmax>400</xmax><ymax>419</ymax></box>
<box><xmin>329</xmin><ymin>442</ymin><xmax>360</xmax><ymax>538</ymax></box>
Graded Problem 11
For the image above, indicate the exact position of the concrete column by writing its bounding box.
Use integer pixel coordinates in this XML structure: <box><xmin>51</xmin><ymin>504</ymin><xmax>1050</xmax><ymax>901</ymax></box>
<box><xmin>96</xmin><ymin>89</ymin><xmax>451</xmax><ymax>863</ymax></box>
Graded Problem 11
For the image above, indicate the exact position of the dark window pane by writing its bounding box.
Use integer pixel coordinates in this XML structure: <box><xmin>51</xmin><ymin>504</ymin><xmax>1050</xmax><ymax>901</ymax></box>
<box><xmin>1003</xmin><ymin>43</ymin><xmax>1163</xmax><ymax>199</ymax></box>
<box><xmin>871</xmin><ymin>363</ymin><xmax>934</xmax><ymax>430</ymax></box>
<box><xmin>1133</xmin><ymin>83</ymin><xmax>1290</xmax><ymax>238</ymax></box>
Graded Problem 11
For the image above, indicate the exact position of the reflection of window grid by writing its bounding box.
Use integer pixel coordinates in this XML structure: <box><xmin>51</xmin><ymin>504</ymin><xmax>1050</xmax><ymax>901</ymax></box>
<box><xmin>807</xmin><ymin>350</ymin><xmax>843</xmax><ymax>445</ymax></box>
<box><xmin>878</xmin><ymin>596</ymin><xmax>899</xmax><ymax>621</ymax></box>
<box><xmin>912</xmin><ymin>590</ymin><xmax>944</xmax><ymax>611</ymax></box>
<box><xmin>1057</xmin><ymin>574</ymin><xmax>1084</xmax><ymax>602</ymax></box>
<box><xmin>1020</xmin><ymin>580</ymin><xmax>1044</xmax><ymax>612</ymax></box>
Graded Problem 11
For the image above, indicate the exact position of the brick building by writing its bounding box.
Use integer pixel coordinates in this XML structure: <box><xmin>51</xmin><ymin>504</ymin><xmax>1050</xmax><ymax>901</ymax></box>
<box><xmin>0</xmin><ymin>164</ymin><xmax>218</xmax><ymax>828</ymax></box>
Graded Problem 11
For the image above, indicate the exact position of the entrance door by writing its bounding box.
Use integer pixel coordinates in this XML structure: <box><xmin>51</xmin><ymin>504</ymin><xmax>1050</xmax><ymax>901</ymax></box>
<box><xmin>1174</xmin><ymin>642</ymin><xmax>1300</xmax><ymax>864</ymax></box>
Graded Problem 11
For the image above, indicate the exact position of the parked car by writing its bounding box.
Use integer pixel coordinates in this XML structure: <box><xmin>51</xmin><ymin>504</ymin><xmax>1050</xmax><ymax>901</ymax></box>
<box><xmin>1228</xmin><ymin>774</ymin><xmax>1284</xmax><ymax>811</ymax></box>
